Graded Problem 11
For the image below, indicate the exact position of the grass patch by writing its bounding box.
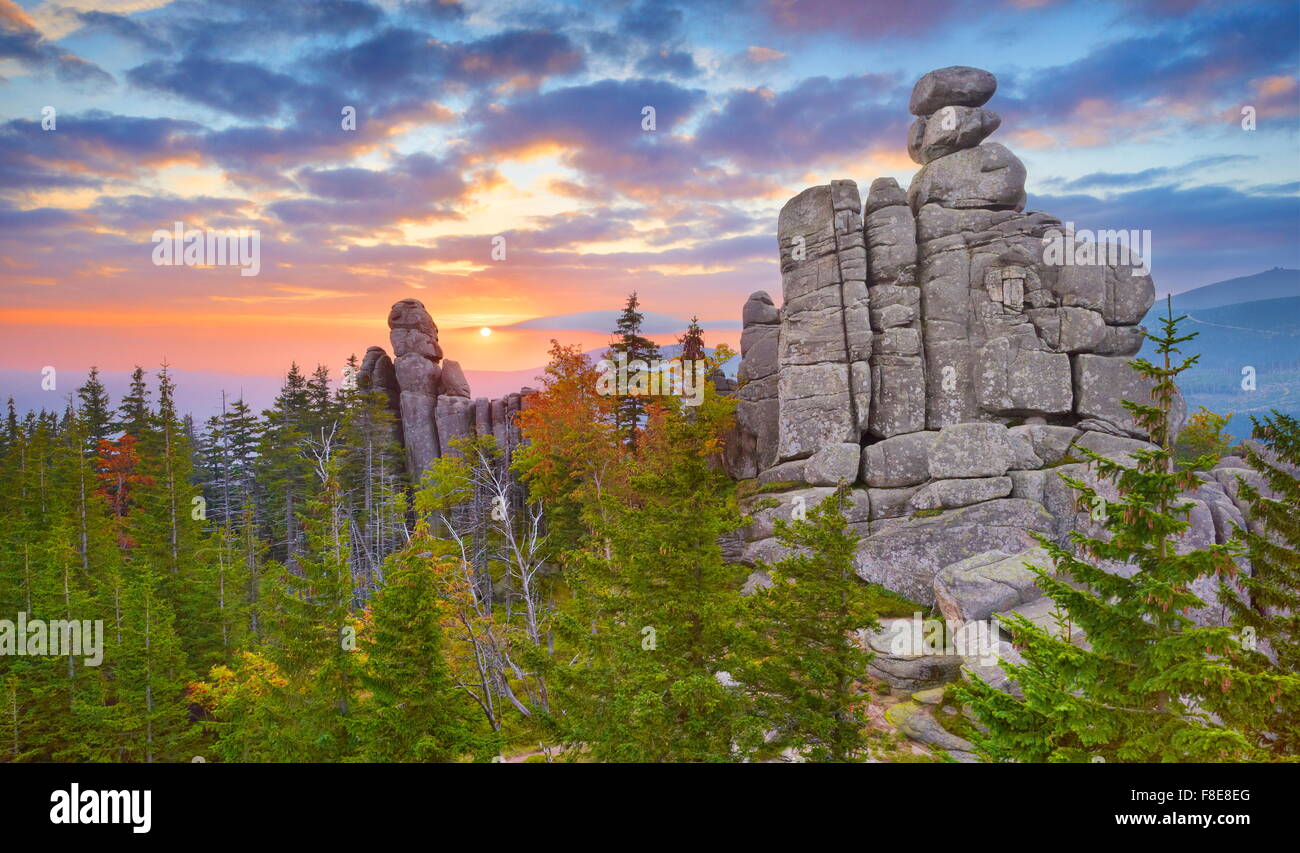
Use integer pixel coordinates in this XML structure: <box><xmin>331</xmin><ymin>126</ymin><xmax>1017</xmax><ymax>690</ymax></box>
<box><xmin>862</xmin><ymin>583</ymin><xmax>923</xmax><ymax>618</ymax></box>
<box><xmin>755</xmin><ymin>479</ymin><xmax>804</xmax><ymax>495</ymax></box>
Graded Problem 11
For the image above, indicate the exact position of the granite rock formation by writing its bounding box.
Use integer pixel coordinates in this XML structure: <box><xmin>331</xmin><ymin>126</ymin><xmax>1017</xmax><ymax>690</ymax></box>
<box><xmin>358</xmin><ymin>298</ymin><xmax>534</xmax><ymax>481</ymax></box>
<box><xmin>728</xmin><ymin>66</ymin><xmax>1233</xmax><ymax>642</ymax></box>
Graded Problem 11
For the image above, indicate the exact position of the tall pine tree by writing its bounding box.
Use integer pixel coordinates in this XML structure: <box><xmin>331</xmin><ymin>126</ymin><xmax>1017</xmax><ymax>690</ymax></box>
<box><xmin>605</xmin><ymin>292</ymin><xmax>661</xmax><ymax>451</ymax></box>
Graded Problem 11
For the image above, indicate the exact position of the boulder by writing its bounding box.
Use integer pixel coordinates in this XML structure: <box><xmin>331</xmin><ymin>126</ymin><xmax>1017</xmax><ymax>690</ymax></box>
<box><xmin>756</xmin><ymin>458</ymin><xmax>807</xmax><ymax>486</ymax></box>
<box><xmin>908</xmin><ymin>143</ymin><xmax>1027</xmax><ymax>213</ymax></box>
<box><xmin>777</xmin><ymin>363</ymin><xmax>856</xmax><ymax>459</ymax></box>
<box><xmin>868</xmin><ymin>486</ymin><xmax>922</xmax><ymax>520</ymax></box>
<box><xmin>928</xmin><ymin>422</ymin><xmax>1014</xmax><ymax>479</ymax></box>
<box><xmin>961</xmin><ymin>639</ymin><xmax>1026</xmax><ymax>698</ymax></box>
<box><xmin>933</xmin><ymin>547</ymin><xmax>1049</xmax><ymax>623</ymax></box>
<box><xmin>1072</xmin><ymin>353</ymin><xmax>1187</xmax><ymax>440</ymax></box>
<box><xmin>862</xmin><ymin>620</ymin><xmax>964</xmax><ymax>691</ymax></box>
<box><xmin>885</xmin><ymin>702</ymin><xmax>978</xmax><ymax>761</ymax></box>
<box><xmin>856</xmin><ymin>499</ymin><xmax>1055</xmax><ymax>605</ymax></box>
<box><xmin>1005</xmin><ymin>429</ymin><xmax>1043</xmax><ymax>470</ymax></box>
<box><xmin>909</xmin><ymin>65</ymin><xmax>998</xmax><ymax>116</ymax></box>
<box><xmin>393</xmin><ymin>351</ymin><xmax>439</xmax><ymax>395</ymax></box>
<box><xmin>805</xmin><ymin>442</ymin><xmax>862</xmax><ymax>485</ymax></box>
<box><xmin>869</xmin><ymin>360</ymin><xmax>927</xmax><ymax>438</ymax></box>
<box><xmin>1072</xmin><ymin>430</ymin><xmax>1156</xmax><ymax>464</ymax></box>
<box><xmin>359</xmin><ymin>346</ymin><xmax>400</xmax><ymax>411</ymax></box>
<box><xmin>741</xmin><ymin>569</ymin><xmax>773</xmax><ymax>596</ymax></box>
<box><xmin>999</xmin><ymin>597</ymin><xmax>1086</xmax><ymax>646</ymax></box>
<box><xmin>739</xmin><ymin>323</ymin><xmax>780</xmax><ymax>381</ymax></box>
<box><xmin>743</xmin><ymin>487</ymin><xmax>871</xmax><ymax>541</ymax></box>
<box><xmin>976</xmin><ymin>338</ymin><xmax>1074</xmax><ymax>417</ymax></box>
<box><xmin>742</xmin><ymin>290</ymin><xmax>779</xmax><ymax>326</ymax></box>
<box><xmin>1007</xmin><ymin>424</ymin><xmax>1080</xmax><ymax>466</ymax></box>
<box><xmin>390</xmin><ymin>327</ymin><xmax>440</xmax><ymax>360</ymax></box>
<box><xmin>861</xmin><ymin>431</ymin><xmax>938</xmax><ymax>487</ymax></box>
<box><xmin>1008</xmin><ymin>469</ymin><xmax>1047</xmax><ymax>503</ymax></box>
<box><xmin>915</xmin><ymin>106</ymin><xmax>1001</xmax><ymax>163</ymax></box>
<box><xmin>438</xmin><ymin>359</ymin><xmax>471</xmax><ymax>398</ymax></box>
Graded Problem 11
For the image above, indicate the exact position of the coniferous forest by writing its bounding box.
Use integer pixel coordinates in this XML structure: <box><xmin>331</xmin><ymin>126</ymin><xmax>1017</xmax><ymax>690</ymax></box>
<box><xmin>1</xmin><ymin>304</ymin><xmax>1297</xmax><ymax>765</ymax></box>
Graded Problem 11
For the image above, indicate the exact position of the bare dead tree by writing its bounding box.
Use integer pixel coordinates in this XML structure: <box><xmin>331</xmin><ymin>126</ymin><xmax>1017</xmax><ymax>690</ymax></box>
<box><xmin>432</xmin><ymin>437</ymin><xmax>553</xmax><ymax>720</ymax></box>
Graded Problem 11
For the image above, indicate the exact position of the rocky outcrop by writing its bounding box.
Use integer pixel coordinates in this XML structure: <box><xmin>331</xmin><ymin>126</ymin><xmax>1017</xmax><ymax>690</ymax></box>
<box><xmin>728</xmin><ymin>64</ymin><xmax>1173</xmax><ymax>486</ymax></box>
<box><xmin>728</xmin><ymin>68</ymin><xmax>1230</xmax><ymax>744</ymax></box>
<box><xmin>727</xmin><ymin>292</ymin><xmax>781</xmax><ymax>479</ymax></box>
<box><xmin>775</xmin><ymin>182</ymin><xmax>871</xmax><ymax>462</ymax></box>
<box><xmin>358</xmin><ymin>298</ymin><xmax>535</xmax><ymax>481</ymax></box>
<box><xmin>729</xmin><ymin>65</ymin><xmax>1190</xmax><ymax>597</ymax></box>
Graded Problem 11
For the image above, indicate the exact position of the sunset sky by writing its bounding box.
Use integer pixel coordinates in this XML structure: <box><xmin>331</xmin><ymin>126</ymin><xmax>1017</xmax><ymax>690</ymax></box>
<box><xmin>2</xmin><ymin>0</ymin><xmax>1298</xmax><ymax>413</ymax></box>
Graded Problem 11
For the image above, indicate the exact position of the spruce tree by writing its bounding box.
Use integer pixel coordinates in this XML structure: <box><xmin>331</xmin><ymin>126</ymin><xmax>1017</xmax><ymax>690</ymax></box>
<box><xmin>957</xmin><ymin>303</ymin><xmax>1300</xmax><ymax>762</ymax></box>
<box><xmin>1224</xmin><ymin>412</ymin><xmax>1300</xmax><ymax>673</ymax></box>
<box><xmin>260</xmin><ymin>364</ymin><xmax>312</xmax><ymax>566</ymax></box>
<box><xmin>354</xmin><ymin>547</ymin><xmax>492</xmax><ymax>762</ymax></box>
<box><xmin>605</xmin><ymin>292</ymin><xmax>661</xmax><ymax>451</ymax></box>
<box><xmin>115</xmin><ymin>366</ymin><xmax>152</xmax><ymax>439</ymax></box>
<box><xmin>106</xmin><ymin>566</ymin><xmax>194</xmax><ymax>762</ymax></box>
<box><xmin>75</xmin><ymin>367</ymin><xmax>114</xmax><ymax>449</ymax></box>
<box><xmin>1</xmin><ymin>397</ymin><xmax>17</xmax><ymax>457</ymax></box>
<box><xmin>1220</xmin><ymin>412</ymin><xmax>1300</xmax><ymax>756</ymax></box>
<box><xmin>259</xmin><ymin>458</ymin><xmax>360</xmax><ymax>760</ymax></box>
<box><xmin>338</xmin><ymin>380</ymin><xmax>404</xmax><ymax>596</ymax></box>
<box><xmin>735</xmin><ymin>489</ymin><xmax>879</xmax><ymax>762</ymax></box>
<box><xmin>679</xmin><ymin>315</ymin><xmax>705</xmax><ymax>361</ymax></box>
<box><xmin>0</xmin><ymin>412</ymin><xmax>119</xmax><ymax>760</ymax></box>
<box><xmin>128</xmin><ymin>366</ymin><xmax>212</xmax><ymax>668</ymax></box>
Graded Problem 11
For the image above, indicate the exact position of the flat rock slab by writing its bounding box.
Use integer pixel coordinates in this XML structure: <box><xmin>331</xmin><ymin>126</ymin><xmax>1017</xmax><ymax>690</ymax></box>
<box><xmin>909</xmin><ymin>476</ymin><xmax>1012</xmax><ymax>511</ymax></box>
<box><xmin>933</xmin><ymin>546</ymin><xmax>1050</xmax><ymax>623</ymax></box>
<box><xmin>862</xmin><ymin>430</ymin><xmax>939</xmax><ymax>487</ymax></box>
<box><xmin>856</xmin><ymin>498</ymin><xmax>1054</xmax><ymax>605</ymax></box>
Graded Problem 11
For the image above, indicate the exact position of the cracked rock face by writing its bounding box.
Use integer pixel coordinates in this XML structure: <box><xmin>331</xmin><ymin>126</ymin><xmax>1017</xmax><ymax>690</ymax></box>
<box><xmin>726</xmin><ymin>65</ymin><xmax>1217</xmax><ymax>627</ymax></box>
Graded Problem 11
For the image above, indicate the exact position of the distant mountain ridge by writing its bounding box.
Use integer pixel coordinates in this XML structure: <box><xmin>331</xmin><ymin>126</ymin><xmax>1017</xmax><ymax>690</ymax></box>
<box><xmin>1164</xmin><ymin>267</ymin><xmax>1299</xmax><ymax>311</ymax></box>
<box><xmin>1141</xmin><ymin>283</ymin><xmax>1300</xmax><ymax>440</ymax></box>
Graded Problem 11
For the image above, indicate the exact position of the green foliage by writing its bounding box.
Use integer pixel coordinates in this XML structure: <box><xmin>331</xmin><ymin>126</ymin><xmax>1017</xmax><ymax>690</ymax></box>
<box><xmin>735</xmin><ymin>489</ymin><xmax>879</xmax><ymax>762</ymax></box>
<box><xmin>74</xmin><ymin>367</ymin><xmax>114</xmax><ymax>450</ymax></box>
<box><xmin>1220</xmin><ymin>411</ymin><xmax>1300</xmax><ymax>756</ymax></box>
<box><xmin>101</xmin><ymin>567</ymin><xmax>196</xmax><ymax>762</ymax></box>
<box><xmin>16</xmin><ymin>311</ymin><xmax>1292</xmax><ymax>765</ymax></box>
<box><xmin>956</xmin><ymin>302</ymin><xmax>1300</xmax><ymax>762</ymax></box>
<box><xmin>255</xmin><ymin>463</ymin><xmax>361</xmax><ymax>761</ymax></box>
<box><xmin>354</xmin><ymin>548</ymin><xmax>494</xmax><ymax>762</ymax></box>
<box><xmin>605</xmin><ymin>291</ymin><xmax>662</xmax><ymax>451</ymax></box>
<box><xmin>552</xmin><ymin>365</ymin><xmax>755</xmax><ymax>761</ymax></box>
